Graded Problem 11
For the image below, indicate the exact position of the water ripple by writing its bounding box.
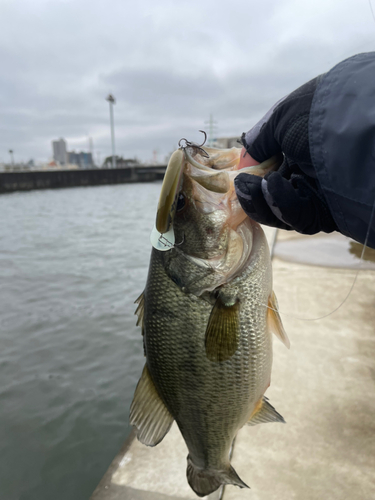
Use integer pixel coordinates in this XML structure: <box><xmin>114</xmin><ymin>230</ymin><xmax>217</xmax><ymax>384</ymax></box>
<box><xmin>0</xmin><ymin>183</ymin><xmax>160</xmax><ymax>500</ymax></box>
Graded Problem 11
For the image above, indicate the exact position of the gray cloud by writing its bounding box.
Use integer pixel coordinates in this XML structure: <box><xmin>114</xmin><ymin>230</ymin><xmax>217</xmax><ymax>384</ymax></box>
<box><xmin>0</xmin><ymin>0</ymin><xmax>374</xmax><ymax>163</ymax></box>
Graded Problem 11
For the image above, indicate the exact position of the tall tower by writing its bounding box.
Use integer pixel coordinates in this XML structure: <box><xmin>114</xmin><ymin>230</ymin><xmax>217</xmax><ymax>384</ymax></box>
<box><xmin>89</xmin><ymin>136</ymin><xmax>94</xmax><ymax>167</ymax></box>
<box><xmin>106</xmin><ymin>94</ymin><xmax>116</xmax><ymax>168</ymax></box>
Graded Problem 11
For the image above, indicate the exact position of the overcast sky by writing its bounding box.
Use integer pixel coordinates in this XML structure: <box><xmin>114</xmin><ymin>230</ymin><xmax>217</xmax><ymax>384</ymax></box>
<box><xmin>0</xmin><ymin>0</ymin><xmax>375</xmax><ymax>164</ymax></box>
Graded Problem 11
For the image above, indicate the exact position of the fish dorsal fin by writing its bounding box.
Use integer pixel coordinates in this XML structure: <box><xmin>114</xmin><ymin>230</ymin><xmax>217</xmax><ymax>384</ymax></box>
<box><xmin>129</xmin><ymin>364</ymin><xmax>174</xmax><ymax>446</ymax></box>
<box><xmin>247</xmin><ymin>396</ymin><xmax>285</xmax><ymax>426</ymax></box>
<box><xmin>267</xmin><ymin>291</ymin><xmax>290</xmax><ymax>349</ymax></box>
<box><xmin>134</xmin><ymin>291</ymin><xmax>145</xmax><ymax>328</ymax></box>
<box><xmin>205</xmin><ymin>295</ymin><xmax>240</xmax><ymax>362</ymax></box>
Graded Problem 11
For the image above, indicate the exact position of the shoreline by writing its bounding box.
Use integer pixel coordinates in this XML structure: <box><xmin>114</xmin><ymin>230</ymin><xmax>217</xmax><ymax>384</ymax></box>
<box><xmin>0</xmin><ymin>166</ymin><xmax>166</xmax><ymax>194</ymax></box>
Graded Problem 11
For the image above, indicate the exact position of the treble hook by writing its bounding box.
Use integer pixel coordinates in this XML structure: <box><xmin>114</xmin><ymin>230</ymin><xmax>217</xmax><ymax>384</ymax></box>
<box><xmin>178</xmin><ymin>130</ymin><xmax>209</xmax><ymax>158</ymax></box>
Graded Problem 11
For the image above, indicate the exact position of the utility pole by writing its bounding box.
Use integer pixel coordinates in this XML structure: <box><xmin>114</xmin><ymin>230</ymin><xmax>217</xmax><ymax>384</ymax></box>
<box><xmin>8</xmin><ymin>149</ymin><xmax>14</xmax><ymax>166</ymax></box>
<box><xmin>106</xmin><ymin>94</ymin><xmax>116</xmax><ymax>168</ymax></box>
<box><xmin>89</xmin><ymin>136</ymin><xmax>94</xmax><ymax>167</ymax></box>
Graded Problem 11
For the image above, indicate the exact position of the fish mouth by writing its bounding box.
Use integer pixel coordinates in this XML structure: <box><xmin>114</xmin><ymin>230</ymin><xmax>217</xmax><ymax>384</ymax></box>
<box><xmin>156</xmin><ymin>146</ymin><xmax>281</xmax><ymax>232</ymax></box>
<box><xmin>190</xmin><ymin>170</ymin><xmax>230</xmax><ymax>194</ymax></box>
<box><xmin>151</xmin><ymin>148</ymin><xmax>234</xmax><ymax>251</ymax></box>
<box><xmin>151</xmin><ymin>145</ymin><xmax>281</xmax><ymax>252</ymax></box>
<box><xmin>180</xmin><ymin>150</ymin><xmax>274</xmax><ymax>293</ymax></box>
<box><xmin>187</xmin><ymin>162</ymin><xmax>248</xmax><ymax>231</ymax></box>
<box><xmin>153</xmin><ymin>145</ymin><xmax>277</xmax><ymax>235</ymax></box>
<box><xmin>154</xmin><ymin>147</ymin><xmax>234</xmax><ymax>236</ymax></box>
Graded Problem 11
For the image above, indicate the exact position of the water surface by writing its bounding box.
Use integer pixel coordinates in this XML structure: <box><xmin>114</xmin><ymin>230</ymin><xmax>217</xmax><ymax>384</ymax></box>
<box><xmin>0</xmin><ymin>183</ymin><xmax>160</xmax><ymax>500</ymax></box>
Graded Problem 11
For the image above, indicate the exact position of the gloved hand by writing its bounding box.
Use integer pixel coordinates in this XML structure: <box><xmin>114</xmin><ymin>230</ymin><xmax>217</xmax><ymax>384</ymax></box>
<box><xmin>234</xmin><ymin>76</ymin><xmax>337</xmax><ymax>235</ymax></box>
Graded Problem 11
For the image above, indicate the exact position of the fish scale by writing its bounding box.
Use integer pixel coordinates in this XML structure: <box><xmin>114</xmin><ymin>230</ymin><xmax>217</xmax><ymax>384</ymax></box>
<box><xmin>144</xmin><ymin>233</ymin><xmax>272</xmax><ymax>468</ymax></box>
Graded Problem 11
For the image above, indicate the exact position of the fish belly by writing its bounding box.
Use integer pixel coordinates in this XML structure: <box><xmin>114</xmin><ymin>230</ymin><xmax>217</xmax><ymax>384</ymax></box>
<box><xmin>144</xmin><ymin>248</ymin><xmax>272</xmax><ymax>470</ymax></box>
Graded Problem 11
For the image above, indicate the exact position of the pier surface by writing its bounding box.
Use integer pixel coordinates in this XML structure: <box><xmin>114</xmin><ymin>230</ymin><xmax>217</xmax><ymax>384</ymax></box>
<box><xmin>91</xmin><ymin>228</ymin><xmax>375</xmax><ymax>500</ymax></box>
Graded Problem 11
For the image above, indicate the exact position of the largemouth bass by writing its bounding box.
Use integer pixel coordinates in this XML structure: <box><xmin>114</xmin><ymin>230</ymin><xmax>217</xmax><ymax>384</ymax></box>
<box><xmin>130</xmin><ymin>140</ymin><xmax>289</xmax><ymax>497</ymax></box>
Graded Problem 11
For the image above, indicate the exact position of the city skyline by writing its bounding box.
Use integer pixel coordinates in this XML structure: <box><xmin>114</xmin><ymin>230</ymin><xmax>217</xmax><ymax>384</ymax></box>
<box><xmin>52</xmin><ymin>137</ymin><xmax>94</xmax><ymax>168</ymax></box>
<box><xmin>3</xmin><ymin>124</ymin><xmax>239</xmax><ymax>167</ymax></box>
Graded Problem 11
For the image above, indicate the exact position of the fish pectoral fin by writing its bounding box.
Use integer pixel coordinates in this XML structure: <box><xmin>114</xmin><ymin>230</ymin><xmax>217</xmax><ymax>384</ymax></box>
<box><xmin>205</xmin><ymin>295</ymin><xmax>240</xmax><ymax>362</ymax></box>
<box><xmin>134</xmin><ymin>291</ymin><xmax>145</xmax><ymax>329</ymax></box>
<box><xmin>247</xmin><ymin>396</ymin><xmax>285</xmax><ymax>426</ymax></box>
<box><xmin>267</xmin><ymin>291</ymin><xmax>290</xmax><ymax>349</ymax></box>
<box><xmin>129</xmin><ymin>364</ymin><xmax>174</xmax><ymax>446</ymax></box>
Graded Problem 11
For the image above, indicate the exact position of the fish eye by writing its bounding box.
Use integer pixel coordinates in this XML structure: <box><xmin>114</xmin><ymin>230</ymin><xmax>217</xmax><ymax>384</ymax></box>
<box><xmin>176</xmin><ymin>193</ymin><xmax>186</xmax><ymax>212</ymax></box>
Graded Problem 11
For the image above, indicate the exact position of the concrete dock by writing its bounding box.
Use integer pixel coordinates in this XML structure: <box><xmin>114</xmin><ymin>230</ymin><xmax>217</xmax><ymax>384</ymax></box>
<box><xmin>91</xmin><ymin>228</ymin><xmax>375</xmax><ymax>500</ymax></box>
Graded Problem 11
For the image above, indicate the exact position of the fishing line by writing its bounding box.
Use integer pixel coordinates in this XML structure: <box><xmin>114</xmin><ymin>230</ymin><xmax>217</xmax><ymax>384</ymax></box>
<box><xmin>263</xmin><ymin>1</ymin><xmax>375</xmax><ymax>322</ymax></box>
<box><xmin>166</xmin><ymin>183</ymin><xmax>374</xmax><ymax>321</ymax></box>
<box><xmin>369</xmin><ymin>0</ymin><xmax>375</xmax><ymax>24</ymax></box>
<box><xmin>262</xmin><ymin>192</ymin><xmax>375</xmax><ymax>321</ymax></box>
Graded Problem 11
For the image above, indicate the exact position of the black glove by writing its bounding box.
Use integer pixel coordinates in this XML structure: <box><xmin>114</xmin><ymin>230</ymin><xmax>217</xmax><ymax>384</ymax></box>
<box><xmin>234</xmin><ymin>76</ymin><xmax>337</xmax><ymax>235</ymax></box>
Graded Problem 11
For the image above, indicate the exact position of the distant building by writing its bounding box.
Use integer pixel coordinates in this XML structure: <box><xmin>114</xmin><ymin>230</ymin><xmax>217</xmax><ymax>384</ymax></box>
<box><xmin>214</xmin><ymin>136</ymin><xmax>241</xmax><ymax>149</ymax></box>
<box><xmin>103</xmin><ymin>156</ymin><xmax>139</xmax><ymax>168</ymax></box>
<box><xmin>52</xmin><ymin>138</ymin><xmax>68</xmax><ymax>165</ymax></box>
<box><xmin>68</xmin><ymin>151</ymin><xmax>94</xmax><ymax>169</ymax></box>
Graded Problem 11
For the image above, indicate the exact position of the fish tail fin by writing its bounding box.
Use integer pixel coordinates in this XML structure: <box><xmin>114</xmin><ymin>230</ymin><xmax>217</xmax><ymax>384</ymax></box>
<box><xmin>186</xmin><ymin>455</ymin><xmax>249</xmax><ymax>497</ymax></box>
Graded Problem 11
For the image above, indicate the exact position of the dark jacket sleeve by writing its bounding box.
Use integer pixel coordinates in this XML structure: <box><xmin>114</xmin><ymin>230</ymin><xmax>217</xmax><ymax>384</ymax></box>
<box><xmin>309</xmin><ymin>52</ymin><xmax>375</xmax><ymax>248</ymax></box>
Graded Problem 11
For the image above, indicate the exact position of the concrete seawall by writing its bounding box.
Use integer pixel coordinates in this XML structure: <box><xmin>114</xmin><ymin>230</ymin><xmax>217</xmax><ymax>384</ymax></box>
<box><xmin>0</xmin><ymin>166</ymin><xmax>166</xmax><ymax>194</ymax></box>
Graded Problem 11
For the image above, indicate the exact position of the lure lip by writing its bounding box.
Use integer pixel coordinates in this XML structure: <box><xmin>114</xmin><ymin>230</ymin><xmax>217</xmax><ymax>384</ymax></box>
<box><xmin>155</xmin><ymin>132</ymin><xmax>210</xmax><ymax>235</ymax></box>
<box><xmin>155</xmin><ymin>148</ymin><xmax>185</xmax><ymax>235</ymax></box>
<box><xmin>151</xmin><ymin>148</ymin><xmax>185</xmax><ymax>251</ymax></box>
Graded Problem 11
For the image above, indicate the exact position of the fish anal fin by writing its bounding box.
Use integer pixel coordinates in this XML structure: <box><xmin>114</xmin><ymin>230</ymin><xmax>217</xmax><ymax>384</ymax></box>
<box><xmin>129</xmin><ymin>364</ymin><xmax>173</xmax><ymax>446</ymax></box>
<box><xmin>134</xmin><ymin>291</ymin><xmax>145</xmax><ymax>329</ymax></box>
<box><xmin>187</xmin><ymin>456</ymin><xmax>248</xmax><ymax>497</ymax></box>
<box><xmin>268</xmin><ymin>291</ymin><xmax>290</xmax><ymax>349</ymax></box>
<box><xmin>247</xmin><ymin>396</ymin><xmax>285</xmax><ymax>426</ymax></box>
<box><xmin>205</xmin><ymin>296</ymin><xmax>240</xmax><ymax>362</ymax></box>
